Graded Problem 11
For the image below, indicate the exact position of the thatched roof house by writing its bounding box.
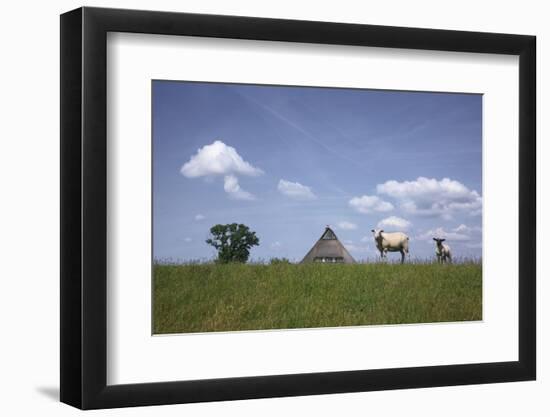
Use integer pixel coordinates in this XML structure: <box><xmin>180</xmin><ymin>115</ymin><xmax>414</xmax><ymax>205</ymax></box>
<box><xmin>301</xmin><ymin>226</ymin><xmax>356</xmax><ymax>264</ymax></box>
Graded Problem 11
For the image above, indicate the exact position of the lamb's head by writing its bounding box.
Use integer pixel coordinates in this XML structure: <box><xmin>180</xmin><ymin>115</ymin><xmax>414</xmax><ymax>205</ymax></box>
<box><xmin>371</xmin><ymin>229</ymin><xmax>384</xmax><ymax>241</ymax></box>
<box><xmin>433</xmin><ymin>237</ymin><xmax>446</xmax><ymax>246</ymax></box>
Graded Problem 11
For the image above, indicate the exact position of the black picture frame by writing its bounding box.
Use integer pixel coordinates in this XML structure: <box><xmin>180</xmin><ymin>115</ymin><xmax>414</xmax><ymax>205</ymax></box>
<box><xmin>60</xmin><ymin>6</ymin><xmax>536</xmax><ymax>410</ymax></box>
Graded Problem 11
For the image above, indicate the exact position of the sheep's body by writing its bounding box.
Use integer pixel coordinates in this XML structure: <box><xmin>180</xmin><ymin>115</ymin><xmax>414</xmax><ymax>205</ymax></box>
<box><xmin>371</xmin><ymin>229</ymin><xmax>409</xmax><ymax>264</ymax></box>
<box><xmin>433</xmin><ymin>238</ymin><xmax>452</xmax><ymax>263</ymax></box>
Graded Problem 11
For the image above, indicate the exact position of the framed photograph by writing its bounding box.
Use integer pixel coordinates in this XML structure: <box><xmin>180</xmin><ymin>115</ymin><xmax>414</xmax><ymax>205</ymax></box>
<box><xmin>60</xmin><ymin>7</ymin><xmax>536</xmax><ymax>409</ymax></box>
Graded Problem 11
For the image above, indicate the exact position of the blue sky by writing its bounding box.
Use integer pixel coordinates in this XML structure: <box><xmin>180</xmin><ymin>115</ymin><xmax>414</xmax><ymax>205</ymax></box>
<box><xmin>153</xmin><ymin>81</ymin><xmax>482</xmax><ymax>262</ymax></box>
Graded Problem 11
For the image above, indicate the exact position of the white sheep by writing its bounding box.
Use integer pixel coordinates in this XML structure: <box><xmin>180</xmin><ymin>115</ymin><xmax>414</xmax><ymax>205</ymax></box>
<box><xmin>371</xmin><ymin>229</ymin><xmax>410</xmax><ymax>264</ymax></box>
<box><xmin>433</xmin><ymin>238</ymin><xmax>452</xmax><ymax>263</ymax></box>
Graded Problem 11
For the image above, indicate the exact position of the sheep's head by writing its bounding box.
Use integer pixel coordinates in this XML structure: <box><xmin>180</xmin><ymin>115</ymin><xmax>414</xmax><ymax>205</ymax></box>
<box><xmin>371</xmin><ymin>229</ymin><xmax>384</xmax><ymax>241</ymax></box>
<box><xmin>433</xmin><ymin>237</ymin><xmax>446</xmax><ymax>245</ymax></box>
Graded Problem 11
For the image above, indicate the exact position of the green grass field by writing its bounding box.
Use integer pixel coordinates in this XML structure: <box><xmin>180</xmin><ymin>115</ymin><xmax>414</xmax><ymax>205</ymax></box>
<box><xmin>153</xmin><ymin>262</ymin><xmax>482</xmax><ymax>334</ymax></box>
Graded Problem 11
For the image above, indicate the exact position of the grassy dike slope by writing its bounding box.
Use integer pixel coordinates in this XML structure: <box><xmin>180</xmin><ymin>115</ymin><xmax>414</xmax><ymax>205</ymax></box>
<box><xmin>153</xmin><ymin>262</ymin><xmax>482</xmax><ymax>334</ymax></box>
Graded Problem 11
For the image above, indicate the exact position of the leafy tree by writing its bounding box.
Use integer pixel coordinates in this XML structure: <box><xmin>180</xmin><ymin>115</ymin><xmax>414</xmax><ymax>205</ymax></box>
<box><xmin>206</xmin><ymin>223</ymin><xmax>260</xmax><ymax>263</ymax></box>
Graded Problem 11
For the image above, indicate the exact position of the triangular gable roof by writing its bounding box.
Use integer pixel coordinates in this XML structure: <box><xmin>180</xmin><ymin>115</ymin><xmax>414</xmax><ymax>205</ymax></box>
<box><xmin>320</xmin><ymin>228</ymin><xmax>337</xmax><ymax>240</ymax></box>
<box><xmin>301</xmin><ymin>227</ymin><xmax>356</xmax><ymax>264</ymax></box>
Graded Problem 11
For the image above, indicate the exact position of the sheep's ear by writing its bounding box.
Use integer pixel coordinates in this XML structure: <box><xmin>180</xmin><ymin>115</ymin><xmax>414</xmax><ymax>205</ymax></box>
<box><xmin>433</xmin><ymin>238</ymin><xmax>437</xmax><ymax>241</ymax></box>
<box><xmin>371</xmin><ymin>229</ymin><xmax>375</xmax><ymax>232</ymax></box>
<box><xmin>441</xmin><ymin>239</ymin><xmax>446</xmax><ymax>242</ymax></box>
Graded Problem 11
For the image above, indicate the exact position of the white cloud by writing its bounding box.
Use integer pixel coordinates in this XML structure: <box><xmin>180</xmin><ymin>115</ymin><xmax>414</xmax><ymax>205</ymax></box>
<box><xmin>417</xmin><ymin>224</ymin><xmax>481</xmax><ymax>242</ymax></box>
<box><xmin>349</xmin><ymin>195</ymin><xmax>394</xmax><ymax>214</ymax></box>
<box><xmin>453</xmin><ymin>224</ymin><xmax>481</xmax><ymax>234</ymax></box>
<box><xmin>277</xmin><ymin>179</ymin><xmax>316</xmax><ymax>200</ymax></box>
<box><xmin>377</xmin><ymin>216</ymin><xmax>411</xmax><ymax>230</ymax></box>
<box><xmin>360</xmin><ymin>236</ymin><xmax>371</xmax><ymax>243</ymax></box>
<box><xmin>180</xmin><ymin>141</ymin><xmax>262</xmax><ymax>201</ymax></box>
<box><xmin>337</xmin><ymin>221</ymin><xmax>358</xmax><ymax>230</ymax></box>
<box><xmin>341</xmin><ymin>239</ymin><xmax>369</xmax><ymax>254</ymax></box>
<box><xmin>417</xmin><ymin>227</ymin><xmax>470</xmax><ymax>241</ymax></box>
<box><xmin>377</xmin><ymin>177</ymin><xmax>482</xmax><ymax>218</ymax></box>
<box><xmin>194</xmin><ymin>214</ymin><xmax>205</xmax><ymax>221</ymax></box>
<box><xmin>453</xmin><ymin>223</ymin><xmax>468</xmax><ymax>233</ymax></box>
<box><xmin>181</xmin><ymin>140</ymin><xmax>263</xmax><ymax>178</ymax></box>
<box><xmin>271</xmin><ymin>241</ymin><xmax>282</xmax><ymax>249</ymax></box>
<box><xmin>223</xmin><ymin>175</ymin><xmax>255</xmax><ymax>201</ymax></box>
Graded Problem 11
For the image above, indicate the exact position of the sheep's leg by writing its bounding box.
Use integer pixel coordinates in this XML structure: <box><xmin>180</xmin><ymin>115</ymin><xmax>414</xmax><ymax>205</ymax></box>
<box><xmin>400</xmin><ymin>250</ymin><xmax>405</xmax><ymax>264</ymax></box>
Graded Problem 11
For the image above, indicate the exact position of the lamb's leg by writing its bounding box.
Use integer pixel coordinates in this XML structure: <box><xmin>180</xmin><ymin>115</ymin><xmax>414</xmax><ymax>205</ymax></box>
<box><xmin>400</xmin><ymin>250</ymin><xmax>405</xmax><ymax>264</ymax></box>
